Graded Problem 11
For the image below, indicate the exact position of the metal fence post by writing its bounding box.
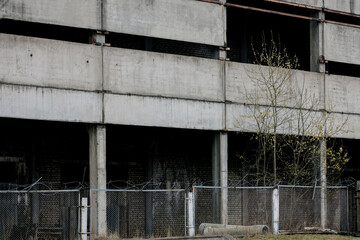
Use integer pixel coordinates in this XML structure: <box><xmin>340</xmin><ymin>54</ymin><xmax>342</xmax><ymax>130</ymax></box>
<box><xmin>81</xmin><ymin>197</ymin><xmax>88</xmax><ymax>240</ymax></box>
<box><xmin>272</xmin><ymin>187</ymin><xmax>279</xmax><ymax>234</ymax></box>
<box><xmin>187</xmin><ymin>192</ymin><xmax>195</xmax><ymax>236</ymax></box>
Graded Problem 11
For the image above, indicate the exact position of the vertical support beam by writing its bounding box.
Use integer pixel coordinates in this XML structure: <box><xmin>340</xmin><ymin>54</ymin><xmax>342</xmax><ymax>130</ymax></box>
<box><xmin>320</xmin><ymin>139</ymin><xmax>327</xmax><ymax>229</ymax></box>
<box><xmin>310</xmin><ymin>11</ymin><xmax>325</xmax><ymax>73</ymax></box>
<box><xmin>89</xmin><ymin>125</ymin><xmax>107</xmax><ymax>236</ymax></box>
<box><xmin>272</xmin><ymin>187</ymin><xmax>279</xmax><ymax>234</ymax></box>
<box><xmin>81</xmin><ymin>197</ymin><xmax>88</xmax><ymax>240</ymax></box>
<box><xmin>220</xmin><ymin>132</ymin><xmax>228</xmax><ymax>225</ymax></box>
<box><xmin>187</xmin><ymin>192</ymin><xmax>195</xmax><ymax>237</ymax></box>
<box><xmin>212</xmin><ymin>133</ymin><xmax>220</xmax><ymax>223</ymax></box>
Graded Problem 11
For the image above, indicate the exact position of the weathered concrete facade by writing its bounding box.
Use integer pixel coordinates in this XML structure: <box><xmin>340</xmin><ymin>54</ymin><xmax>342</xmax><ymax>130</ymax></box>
<box><xmin>1</xmin><ymin>0</ymin><xmax>360</xmax><ymax>236</ymax></box>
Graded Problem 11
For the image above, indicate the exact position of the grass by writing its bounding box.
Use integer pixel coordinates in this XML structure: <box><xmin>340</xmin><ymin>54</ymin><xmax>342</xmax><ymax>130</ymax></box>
<box><xmin>242</xmin><ymin>234</ymin><xmax>359</xmax><ymax>240</ymax></box>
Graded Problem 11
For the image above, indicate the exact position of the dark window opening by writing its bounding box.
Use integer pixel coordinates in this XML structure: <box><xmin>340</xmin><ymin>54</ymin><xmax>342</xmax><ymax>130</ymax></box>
<box><xmin>327</xmin><ymin>61</ymin><xmax>360</xmax><ymax>78</ymax></box>
<box><xmin>325</xmin><ymin>12</ymin><xmax>360</xmax><ymax>27</ymax></box>
<box><xmin>227</xmin><ymin>7</ymin><xmax>310</xmax><ymax>71</ymax></box>
<box><xmin>107</xmin><ymin>32</ymin><xmax>219</xmax><ymax>59</ymax></box>
<box><xmin>0</xmin><ymin>19</ymin><xmax>92</xmax><ymax>44</ymax></box>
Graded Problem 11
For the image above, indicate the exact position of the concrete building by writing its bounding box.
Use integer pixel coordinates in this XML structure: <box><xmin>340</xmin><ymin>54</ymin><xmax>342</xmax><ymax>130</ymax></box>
<box><xmin>1</xmin><ymin>0</ymin><xmax>360</xmax><ymax>237</ymax></box>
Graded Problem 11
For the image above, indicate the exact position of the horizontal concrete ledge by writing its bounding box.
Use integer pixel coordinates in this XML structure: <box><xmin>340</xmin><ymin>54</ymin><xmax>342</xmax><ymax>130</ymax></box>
<box><xmin>325</xmin><ymin>74</ymin><xmax>360</xmax><ymax>115</ymax></box>
<box><xmin>0</xmin><ymin>33</ymin><xmax>102</xmax><ymax>91</ymax></box>
<box><xmin>0</xmin><ymin>0</ymin><xmax>101</xmax><ymax>30</ymax></box>
<box><xmin>0</xmin><ymin>84</ymin><xmax>102</xmax><ymax>123</ymax></box>
<box><xmin>103</xmin><ymin>0</ymin><xmax>225</xmax><ymax>46</ymax></box>
<box><xmin>226</xmin><ymin>102</ymin><xmax>360</xmax><ymax>139</ymax></box>
<box><xmin>276</xmin><ymin>0</ymin><xmax>323</xmax><ymax>8</ymax></box>
<box><xmin>324</xmin><ymin>0</ymin><xmax>360</xmax><ymax>15</ymax></box>
<box><xmin>226</xmin><ymin>62</ymin><xmax>324</xmax><ymax>110</ymax></box>
<box><xmin>104</xmin><ymin>47</ymin><xmax>224</xmax><ymax>102</ymax></box>
<box><xmin>104</xmin><ymin>94</ymin><xmax>225</xmax><ymax>130</ymax></box>
<box><xmin>324</xmin><ymin>23</ymin><xmax>360</xmax><ymax>65</ymax></box>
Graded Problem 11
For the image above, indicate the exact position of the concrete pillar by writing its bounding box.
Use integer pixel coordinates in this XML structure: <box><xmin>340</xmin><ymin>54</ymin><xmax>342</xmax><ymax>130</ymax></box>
<box><xmin>212</xmin><ymin>133</ymin><xmax>220</xmax><ymax>223</ymax></box>
<box><xmin>187</xmin><ymin>192</ymin><xmax>195</xmax><ymax>236</ymax></box>
<box><xmin>212</xmin><ymin>132</ymin><xmax>228</xmax><ymax>225</ymax></box>
<box><xmin>89</xmin><ymin>125</ymin><xmax>107</xmax><ymax>236</ymax></box>
<box><xmin>310</xmin><ymin>11</ymin><xmax>325</xmax><ymax>73</ymax></box>
<box><xmin>320</xmin><ymin>140</ymin><xmax>327</xmax><ymax>229</ymax></box>
<box><xmin>272</xmin><ymin>188</ymin><xmax>279</xmax><ymax>234</ymax></box>
<box><xmin>220</xmin><ymin>132</ymin><xmax>228</xmax><ymax>225</ymax></box>
<box><xmin>81</xmin><ymin>197</ymin><xmax>88</xmax><ymax>240</ymax></box>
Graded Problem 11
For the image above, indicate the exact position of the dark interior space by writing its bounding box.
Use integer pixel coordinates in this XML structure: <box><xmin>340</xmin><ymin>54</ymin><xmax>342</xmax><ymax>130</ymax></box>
<box><xmin>107</xmin><ymin>32</ymin><xmax>219</xmax><ymax>59</ymax></box>
<box><xmin>228</xmin><ymin>132</ymin><xmax>256</xmax><ymax>185</ymax></box>
<box><xmin>340</xmin><ymin>138</ymin><xmax>360</xmax><ymax>185</ymax></box>
<box><xmin>106</xmin><ymin>125</ymin><xmax>214</xmax><ymax>189</ymax></box>
<box><xmin>227</xmin><ymin>4</ymin><xmax>311</xmax><ymax>70</ymax></box>
<box><xmin>0</xmin><ymin>19</ymin><xmax>92</xmax><ymax>44</ymax></box>
<box><xmin>325</xmin><ymin>11</ymin><xmax>360</xmax><ymax>26</ymax></box>
<box><xmin>327</xmin><ymin>61</ymin><xmax>360</xmax><ymax>78</ymax></box>
<box><xmin>0</xmin><ymin>118</ymin><xmax>88</xmax><ymax>189</ymax></box>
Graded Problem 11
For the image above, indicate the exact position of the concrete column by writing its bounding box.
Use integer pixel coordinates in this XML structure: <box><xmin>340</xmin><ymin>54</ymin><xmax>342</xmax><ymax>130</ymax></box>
<box><xmin>310</xmin><ymin>11</ymin><xmax>325</xmax><ymax>73</ymax></box>
<box><xmin>89</xmin><ymin>125</ymin><xmax>107</xmax><ymax>236</ymax></box>
<box><xmin>81</xmin><ymin>197</ymin><xmax>88</xmax><ymax>240</ymax></box>
<box><xmin>212</xmin><ymin>133</ymin><xmax>221</xmax><ymax>223</ymax></box>
<box><xmin>272</xmin><ymin>188</ymin><xmax>279</xmax><ymax>234</ymax></box>
<box><xmin>320</xmin><ymin>140</ymin><xmax>327</xmax><ymax>229</ymax></box>
<box><xmin>212</xmin><ymin>132</ymin><xmax>228</xmax><ymax>225</ymax></box>
<box><xmin>220</xmin><ymin>132</ymin><xmax>228</xmax><ymax>225</ymax></box>
<box><xmin>187</xmin><ymin>192</ymin><xmax>195</xmax><ymax>236</ymax></box>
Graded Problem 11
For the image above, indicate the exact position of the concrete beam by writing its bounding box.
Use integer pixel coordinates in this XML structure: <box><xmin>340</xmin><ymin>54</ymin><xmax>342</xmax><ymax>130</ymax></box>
<box><xmin>324</xmin><ymin>23</ymin><xmax>360</xmax><ymax>65</ymax></box>
<box><xmin>226</xmin><ymin>62</ymin><xmax>324</xmax><ymax>110</ymax></box>
<box><xmin>104</xmin><ymin>94</ymin><xmax>225</xmax><ymax>130</ymax></box>
<box><xmin>103</xmin><ymin>48</ymin><xmax>224</xmax><ymax>102</ymax></box>
<box><xmin>0</xmin><ymin>0</ymin><xmax>101</xmax><ymax>30</ymax></box>
<box><xmin>0</xmin><ymin>34</ymin><xmax>102</xmax><ymax>91</ymax></box>
<box><xmin>0</xmin><ymin>84</ymin><xmax>102</xmax><ymax>123</ymax></box>
<box><xmin>324</xmin><ymin>0</ymin><xmax>360</xmax><ymax>15</ymax></box>
<box><xmin>275</xmin><ymin>0</ymin><xmax>322</xmax><ymax>8</ymax></box>
<box><xmin>325</xmin><ymin>74</ymin><xmax>360</xmax><ymax>114</ymax></box>
<box><xmin>89</xmin><ymin>125</ymin><xmax>107</xmax><ymax>236</ymax></box>
<box><xmin>103</xmin><ymin>0</ymin><xmax>225</xmax><ymax>46</ymax></box>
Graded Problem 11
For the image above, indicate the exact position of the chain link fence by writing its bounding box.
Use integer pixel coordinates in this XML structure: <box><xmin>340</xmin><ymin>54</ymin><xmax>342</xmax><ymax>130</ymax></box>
<box><xmin>193</xmin><ymin>185</ymin><xmax>350</xmax><ymax>234</ymax></box>
<box><xmin>0</xmin><ymin>189</ymin><xmax>80</xmax><ymax>240</ymax></box>
<box><xmin>278</xmin><ymin>185</ymin><xmax>349</xmax><ymax>232</ymax></box>
<box><xmin>193</xmin><ymin>186</ymin><xmax>273</xmax><ymax>234</ymax></box>
<box><xmin>90</xmin><ymin>189</ymin><xmax>185</xmax><ymax>239</ymax></box>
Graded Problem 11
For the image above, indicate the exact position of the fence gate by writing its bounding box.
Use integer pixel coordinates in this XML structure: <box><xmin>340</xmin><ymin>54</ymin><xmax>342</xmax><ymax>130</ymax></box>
<box><xmin>0</xmin><ymin>189</ymin><xmax>80</xmax><ymax>240</ymax></box>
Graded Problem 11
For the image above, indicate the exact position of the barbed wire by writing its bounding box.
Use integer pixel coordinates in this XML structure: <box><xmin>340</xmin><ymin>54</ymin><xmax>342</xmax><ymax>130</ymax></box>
<box><xmin>0</xmin><ymin>176</ymin><xmax>356</xmax><ymax>191</ymax></box>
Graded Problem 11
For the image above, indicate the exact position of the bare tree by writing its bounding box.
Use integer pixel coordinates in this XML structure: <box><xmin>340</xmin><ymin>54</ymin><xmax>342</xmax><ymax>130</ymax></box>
<box><xmin>237</xmin><ymin>33</ymin><xmax>349</xmax><ymax>187</ymax></box>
